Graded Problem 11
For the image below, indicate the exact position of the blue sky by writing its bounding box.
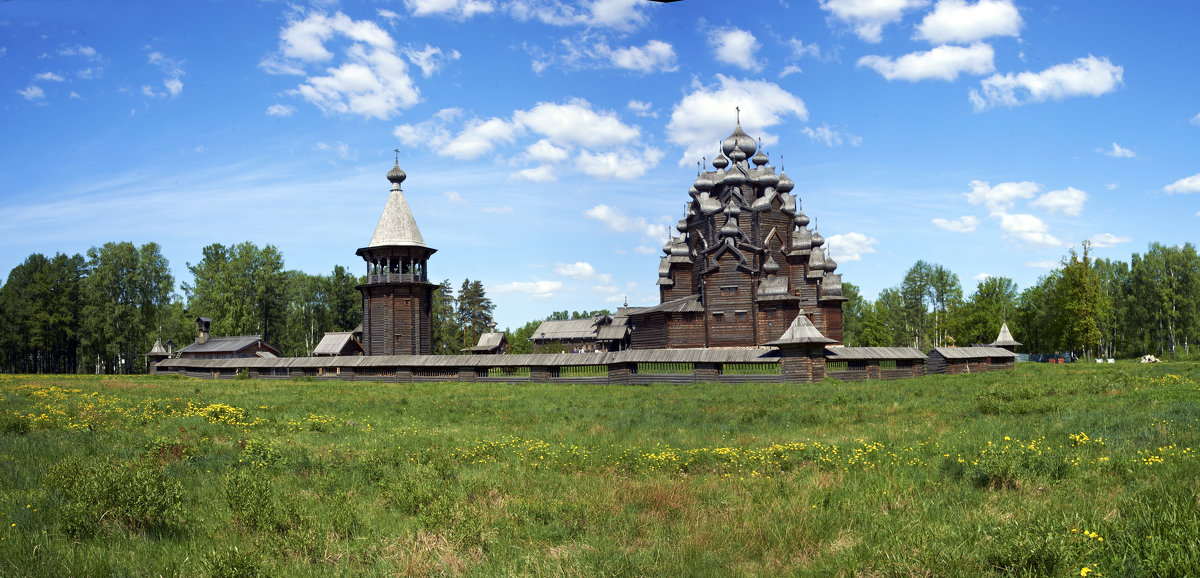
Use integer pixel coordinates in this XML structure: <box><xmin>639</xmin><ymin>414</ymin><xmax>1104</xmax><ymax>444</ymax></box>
<box><xmin>3</xmin><ymin>0</ymin><xmax>1198</xmax><ymax>331</ymax></box>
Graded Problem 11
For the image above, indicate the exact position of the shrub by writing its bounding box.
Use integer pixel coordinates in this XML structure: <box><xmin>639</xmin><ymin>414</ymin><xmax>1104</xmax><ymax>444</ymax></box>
<box><xmin>203</xmin><ymin>546</ymin><xmax>261</xmax><ymax>578</ymax></box>
<box><xmin>0</xmin><ymin>412</ymin><xmax>32</xmax><ymax>435</ymax></box>
<box><xmin>46</xmin><ymin>456</ymin><xmax>185</xmax><ymax>538</ymax></box>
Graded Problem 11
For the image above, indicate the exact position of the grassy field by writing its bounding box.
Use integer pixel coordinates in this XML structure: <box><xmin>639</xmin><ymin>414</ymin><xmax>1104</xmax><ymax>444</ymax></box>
<box><xmin>1</xmin><ymin>362</ymin><xmax>1198</xmax><ymax>576</ymax></box>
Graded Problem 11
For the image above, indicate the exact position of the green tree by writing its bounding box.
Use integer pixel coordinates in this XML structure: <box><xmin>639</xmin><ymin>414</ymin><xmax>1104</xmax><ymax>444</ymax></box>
<box><xmin>183</xmin><ymin>242</ymin><xmax>287</xmax><ymax>346</ymax></box>
<box><xmin>456</xmin><ymin>279</ymin><xmax>495</xmax><ymax>351</ymax></box>
<box><xmin>840</xmin><ymin>282</ymin><xmax>867</xmax><ymax>346</ymax></box>
<box><xmin>431</xmin><ymin>279</ymin><xmax>457</xmax><ymax>354</ymax></box>
<box><xmin>955</xmin><ymin>276</ymin><xmax>1019</xmax><ymax>347</ymax></box>
<box><xmin>0</xmin><ymin>253</ymin><xmax>86</xmax><ymax>373</ymax></box>
<box><xmin>81</xmin><ymin>242</ymin><xmax>174</xmax><ymax>374</ymax></box>
<box><xmin>1056</xmin><ymin>242</ymin><xmax>1106</xmax><ymax>360</ymax></box>
<box><xmin>859</xmin><ymin>288</ymin><xmax>908</xmax><ymax>347</ymax></box>
<box><xmin>504</xmin><ymin>319</ymin><xmax>542</xmax><ymax>354</ymax></box>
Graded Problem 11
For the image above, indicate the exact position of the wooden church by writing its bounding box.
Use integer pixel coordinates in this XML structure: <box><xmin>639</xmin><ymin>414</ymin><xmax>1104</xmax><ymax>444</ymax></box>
<box><xmin>627</xmin><ymin>121</ymin><xmax>846</xmax><ymax>349</ymax></box>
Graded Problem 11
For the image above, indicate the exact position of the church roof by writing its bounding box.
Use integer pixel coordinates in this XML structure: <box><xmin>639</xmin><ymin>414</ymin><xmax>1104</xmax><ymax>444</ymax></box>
<box><xmin>367</xmin><ymin>161</ymin><xmax>426</xmax><ymax>249</ymax></box>
<box><xmin>313</xmin><ymin>332</ymin><xmax>364</xmax><ymax>356</ymax></box>
<box><xmin>930</xmin><ymin>346</ymin><xmax>1017</xmax><ymax>359</ymax></box>
<box><xmin>766</xmin><ymin>313</ymin><xmax>836</xmax><ymax>346</ymax></box>
<box><xmin>989</xmin><ymin>322</ymin><xmax>1022</xmax><ymax>347</ymax></box>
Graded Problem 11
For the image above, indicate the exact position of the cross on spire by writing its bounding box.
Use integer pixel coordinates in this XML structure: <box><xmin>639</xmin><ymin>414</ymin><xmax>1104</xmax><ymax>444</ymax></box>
<box><xmin>394</xmin><ymin>148</ymin><xmax>400</xmax><ymax>165</ymax></box>
<box><xmin>736</xmin><ymin>106</ymin><xmax>741</xmax><ymax>124</ymax></box>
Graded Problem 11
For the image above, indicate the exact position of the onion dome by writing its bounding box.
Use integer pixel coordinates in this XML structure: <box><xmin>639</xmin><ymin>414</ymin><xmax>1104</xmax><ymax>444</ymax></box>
<box><xmin>792</xmin><ymin>226</ymin><xmax>812</xmax><ymax>251</ymax></box>
<box><xmin>752</xmin><ymin>140</ymin><xmax>769</xmax><ymax>167</ymax></box>
<box><xmin>824</xmin><ymin>249</ymin><xmax>838</xmax><ymax>273</ymax></box>
<box><xmin>811</xmin><ymin>228</ymin><xmax>825</xmax><ymax>248</ymax></box>
<box><xmin>722</xmin><ymin>169</ymin><xmax>747</xmax><ymax>188</ymax></box>
<box><xmin>794</xmin><ymin>210</ymin><xmax>810</xmax><ymax>228</ymax></box>
<box><xmin>807</xmin><ymin>245</ymin><xmax>826</xmax><ymax>278</ymax></box>
<box><xmin>762</xmin><ymin>254</ymin><xmax>780</xmax><ymax>275</ymax></box>
<box><xmin>662</xmin><ymin>239</ymin><xmax>673</xmax><ymax>255</ymax></box>
<box><xmin>720</xmin><ymin>201</ymin><xmax>741</xmax><ymax>237</ymax></box>
<box><xmin>755</xmin><ymin>169</ymin><xmax>780</xmax><ymax>188</ymax></box>
<box><xmin>722</xmin><ymin>124</ymin><xmax>756</xmax><ymax>163</ymax></box>
<box><xmin>670</xmin><ymin>240</ymin><xmax>690</xmax><ymax>258</ymax></box>
<box><xmin>777</xmin><ymin>171</ymin><xmax>794</xmax><ymax>193</ymax></box>
<box><xmin>387</xmin><ymin>162</ymin><xmax>407</xmax><ymax>187</ymax></box>
<box><xmin>677</xmin><ymin>218</ymin><xmax>689</xmax><ymax>233</ymax></box>
<box><xmin>712</xmin><ymin>153</ymin><xmax>729</xmax><ymax>170</ymax></box>
<box><xmin>693</xmin><ymin>171</ymin><xmax>714</xmax><ymax>192</ymax></box>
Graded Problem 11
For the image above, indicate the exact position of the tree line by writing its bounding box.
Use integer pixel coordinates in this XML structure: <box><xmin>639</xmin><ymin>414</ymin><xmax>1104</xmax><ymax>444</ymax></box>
<box><xmin>842</xmin><ymin>242</ymin><xmax>1200</xmax><ymax>360</ymax></box>
<box><xmin>0</xmin><ymin>240</ymin><xmax>507</xmax><ymax>373</ymax></box>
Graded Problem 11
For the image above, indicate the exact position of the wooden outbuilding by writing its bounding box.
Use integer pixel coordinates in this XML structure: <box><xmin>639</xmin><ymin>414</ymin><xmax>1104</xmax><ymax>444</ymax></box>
<box><xmin>988</xmin><ymin>322</ymin><xmax>1021</xmax><ymax>353</ymax></box>
<box><xmin>926</xmin><ymin>346</ymin><xmax>1017</xmax><ymax>374</ymax></box>
<box><xmin>177</xmin><ymin>316</ymin><xmax>281</xmax><ymax>360</ymax></box>
<box><xmin>470</xmin><ymin>332</ymin><xmax>508</xmax><ymax>355</ymax></box>
<box><xmin>825</xmin><ymin>346</ymin><xmax>926</xmax><ymax>381</ymax></box>
<box><xmin>313</xmin><ymin>332</ymin><xmax>365</xmax><ymax>357</ymax></box>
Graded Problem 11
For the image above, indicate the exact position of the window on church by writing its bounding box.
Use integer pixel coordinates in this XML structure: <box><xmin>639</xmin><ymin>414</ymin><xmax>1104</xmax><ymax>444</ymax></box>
<box><xmin>764</xmin><ymin>309</ymin><xmax>775</xmax><ymax>318</ymax></box>
<box><xmin>713</xmin><ymin>313</ymin><xmax>724</xmax><ymax>323</ymax></box>
<box><xmin>735</xmin><ymin>312</ymin><xmax>748</xmax><ymax>322</ymax></box>
<box><xmin>721</xmin><ymin>287</ymin><xmax>737</xmax><ymax>297</ymax></box>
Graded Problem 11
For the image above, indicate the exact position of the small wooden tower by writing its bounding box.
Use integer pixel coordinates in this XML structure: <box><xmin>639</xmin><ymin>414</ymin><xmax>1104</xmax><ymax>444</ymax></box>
<box><xmin>356</xmin><ymin>154</ymin><xmax>436</xmax><ymax>355</ymax></box>
<box><xmin>989</xmin><ymin>322</ymin><xmax>1021</xmax><ymax>353</ymax></box>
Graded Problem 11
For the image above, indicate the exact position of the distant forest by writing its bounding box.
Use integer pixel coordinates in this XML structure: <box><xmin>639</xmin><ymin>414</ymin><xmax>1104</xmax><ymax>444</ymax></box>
<box><xmin>2</xmin><ymin>240</ymin><xmax>1197</xmax><ymax>373</ymax></box>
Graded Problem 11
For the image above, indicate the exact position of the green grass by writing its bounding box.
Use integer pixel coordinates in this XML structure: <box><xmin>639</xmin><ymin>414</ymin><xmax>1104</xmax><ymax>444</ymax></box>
<box><xmin>1</xmin><ymin>362</ymin><xmax>1198</xmax><ymax>576</ymax></box>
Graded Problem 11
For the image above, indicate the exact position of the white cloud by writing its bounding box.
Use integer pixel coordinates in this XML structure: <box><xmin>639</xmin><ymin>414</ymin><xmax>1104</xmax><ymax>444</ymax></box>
<box><xmin>483</xmin><ymin>206</ymin><xmax>514</xmax><ymax>214</ymax></box>
<box><xmin>377</xmin><ymin>8</ymin><xmax>402</xmax><ymax>22</ymax></box>
<box><xmin>575</xmin><ymin>148</ymin><xmax>663</xmax><ymax>180</ymax></box>
<box><xmin>526</xmin><ymin>139</ymin><xmax>570</xmax><ymax>163</ymax></box>
<box><xmin>18</xmin><ymin>85</ymin><xmax>45</xmax><ymax>101</ymax></box>
<box><xmin>779</xmin><ymin>65</ymin><xmax>804</xmax><ymax>78</ymax></box>
<box><xmin>444</xmin><ymin>190</ymin><xmax>466</xmax><ymax>205</ymax></box>
<box><xmin>585</xmin><ymin>204</ymin><xmax>669</xmax><ymax>242</ymax></box>
<box><xmin>515</xmin><ymin>99</ymin><xmax>641</xmax><ymax>147</ymax></box>
<box><xmin>1089</xmin><ymin>233</ymin><xmax>1130</xmax><ymax>248</ymax></box>
<box><xmin>266</xmin><ymin>104</ymin><xmax>296</xmax><ymax>117</ymax></box>
<box><xmin>1106</xmin><ymin>182</ymin><xmax>1119</xmax><ymax>190</ymax></box>
<box><xmin>710</xmin><ymin>28</ymin><xmax>759</xmax><ymax>70</ymax></box>
<box><xmin>1164</xmin><ymin>173</ymin><xmax>1200</xmax><ymax>194</ymax></box>
<box><xmin>858</xmin><ymin>43</ymin><xmax>994</xmax><ymax>82</ymax></box>
<box><xmin>507</xmin><ymin>0</ymin><xmax>648</xmax><ymax>31</ymax></box>
<box><xmin>997</xmin><ymin>212</ymin><xmax>1062</xmax><ymax>247</ymax></box>
<box><xmin>1030</xmin><ymin>186</ymin><xmax>1088</xmax><ymax>216</ymax></box>
<box><xmin>787</xmin><ymin>38</ymin><xmax>821</xmax><ymax>59</ymax></box>
<box><xmin>1102</xmin><ymin>142</ymin><xmax>1136</xmax><ymax>158</ymax></box>
<box><xmin>667</xmin><ymin>75</ymin><xmax>808</xmax><ymax>165</ymax></box>
<box><xmin>970</xmin><ymin>55</ymin><xmax>1124</xmax><ymax>111</ymax></box>
<box><xmin>1192</xmin><ymin>113</ymin><xmax>1200</xmax><ymax>126</ymax></box>
<box><xmin>34</xmin><ymin>72</ymin><xmax>66</xmax><ymax>82</ymax></box>
<box><xmin>973</xmin><ymin>272</ymin><xmax>992</xmax><ymax>281</ymax></box>
<box><xmin>491</xmin><ymin>280</ymin><xmax>562</xmax><ymax>300</ymax></box>
<box><xmin>819</xmin><ymin>0</ymin><xmax>929</xmax><ymax>43</ymax></box>
<box><xmin>268</xmin><ymin>12</ymin><xmax>421</xmax><ymax>119</ymax></box>
<box><xmin>608</xmin><ymin>40</ymin><xmax>677</xmax><ymax>73</ymax></box>
<box><xmin>403</xmin><ymin>44</ymin><xmax>461</xmax><ymax>77</ymax></box>
<box><xmin>315</xmin><ymin>141</ymin><xmax>356</xmax><ymax>160</ymax></box>
<box><xmin>825</xmin><ymin>232</ymin><xmax>878</xmax><ymax>261</ymax></box>
<box><xmin>147</xmin><ymin>51</ymin><xmax>185</xmax><ymax>97</ymax></box>
<box><xmin>404</xmin><ymin>0</ymin><xmax>495</xmax><ymax>19</ymax></box>
<box><xmin>965</xmin><ymin>179</ymin><xmax>1039</xmax><ymax>213</ymax></box>
<box><xmin>931</xmin><ymin>215</ymin><xmax>979</xmax><ymax>233</ymax></box>
<box><xmin>510</xmin><ymin>165</ymin><xmax>558</xmax><ymax>182</ymax></box>
<box><xmin>441</xmin><ymin>117</ymin><xmax>518</xmax><ymax>159</ymax></box>
<box><xmin>916</xmin><ymin>0</ymin><xmax>1022</xmax><ymax>44</ymax></box>
<box><xmin>1026</xmin><ymin>260</ymin><xmax>1059</xmax><ymax>269</ymax></box>
<box><xmin>60</xmin><ymin>45</ymin><xmax>100</xmax><ymax>60</ymax></box>
<box><xmin>554</xmin><ymin>262</ymin><xmax>595</xmax><ymax>280</ymax></box>
<box><xmin>627</xmin><ymin>100</ymin><xmax>656</xmax><ymax>117</ymax></box>
<box><xmin>802</xmin><ymin>124</ymin><xmax>861</xmax><ymax>147</ymax></box>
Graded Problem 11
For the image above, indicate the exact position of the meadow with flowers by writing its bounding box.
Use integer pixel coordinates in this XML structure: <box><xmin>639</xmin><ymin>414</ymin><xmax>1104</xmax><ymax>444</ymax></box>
<box><xmin>1</xmin><ymin>362</ymin><xmax>1198</xmax><ymax>576</ymax></box>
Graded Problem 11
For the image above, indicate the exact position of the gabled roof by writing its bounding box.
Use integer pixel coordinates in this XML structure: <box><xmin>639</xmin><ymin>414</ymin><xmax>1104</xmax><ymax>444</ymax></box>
<box><xmin>628</xmin><ymin>295</ymin><xmax>704</xmax><ymax>316</ymax></box>
<box><xmin>531</xmin><ymin>319</ymin><xmax>599</xmax><ymax>341</ymax></box>
<box><xmin>313</xmin><ymin>332</ymin><xmax>364</xmax><ymax>356</ymax></box>
<box><xmin>179</xmin><ymin>336</ymin><xmax>280</xmax><ymax>356</ymax></box>
<box><xmin>930</xmin><ymin>346</ymin><xmax>1017</xmax><ymax>359</ymax></box>
<box><xmin>989</xmin><ymin>323</ymin><xmax>1022</xmax><ymax>347</ymax></box>
<box><xmin>471</xmin><ymin>332</ymin><xmax>507</xmax><ymax>352</ymax></box>
<box><xmin>146</xmin><ymin>338</ymin><xmax>167</xmax><ymax>355</ymax></box>
<box><xmin>826</xmin><ymin>346</ymin><xmax>926</xmax><ymax>360</ymax></box>
<box><xmin>766</xmin><ymin>313</ymin><xmax>836</xmax><ymax>346</ymax></box>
